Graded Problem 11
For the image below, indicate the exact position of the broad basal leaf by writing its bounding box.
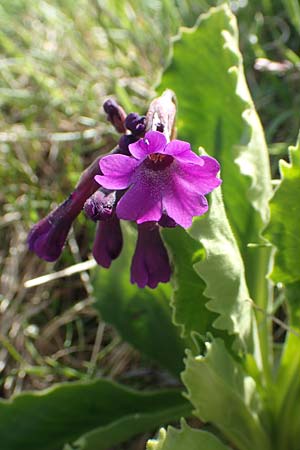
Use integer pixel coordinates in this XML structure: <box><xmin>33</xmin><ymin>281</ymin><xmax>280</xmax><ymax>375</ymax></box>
<box><xmin>92</xmin><ymin>223</ymin><xmax>186</xmax><ymax>377</ymax></box>
<box><xmin>161</xmin><ymin>226</ymin><xmax>222</xmax><ymax>350</ymax></box>
<box><xmin>0</xmin><ymin>378</ymin><xmax>191</xmax><ymax>450</ymax></box>
<box><xmin>264</xmin><ymin>136</ymin><xmax>300</xmax><ymax>285</ymax></box>
<box><xmin>158</xmin><ymin>4</ymin><xmax>272</xmax><ymax>303</ymax></box>
<box><xmin>147</xmin><ymin>419</ymin><xmax>230</xmax><ymax>450</ymax></box>
<box><xmin>264</xmin><ymin>136</ymin><xmax>300</xmax><ymax>445</ymax></box>
<box><xmin>182</xmin><ymin>339</ymin><xmax>271</xmax><ymax>450</ymax></box>
<box><xmin>68</xmin><ymin>407</ymin><xmax>192</xmax><ymax>450</ymax></box>
<box><xmin>190</xmin><ymin>185</ymin><xmax>254</xmax><ymax>350</ymax></box>
<box><xmin>163</xmin><ymin>185</ymin><xmax>253</xmax><ymax>352</ymax></box>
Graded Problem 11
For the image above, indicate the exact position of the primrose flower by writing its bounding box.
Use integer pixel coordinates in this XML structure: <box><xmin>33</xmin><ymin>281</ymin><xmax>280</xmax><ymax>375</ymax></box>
<box><xmin>93</xmin><ymin>215</ymin><xmax>123</xmax><ymax>268</ymax></box>
<box><xmin>95</xmin><ymin>131</ymin><xmax>221</xmax><ymax>228</ymax></box>
<box><xmin>28</xmin><ymin>156</ymin><xmax>100</xmax><ymax>262</ymax></box>
<box><xmin>27</xmin><ymin>198</ymin><xmax>75</xmax><ymax>262</ymax></box>
<box><xmin>131</xmin><ymin>222</ymin><xmax>171</xmax><ymax>288</ymax></box>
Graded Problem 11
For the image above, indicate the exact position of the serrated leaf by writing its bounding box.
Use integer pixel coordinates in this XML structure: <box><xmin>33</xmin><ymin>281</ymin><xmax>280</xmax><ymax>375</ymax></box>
<box><xmin>264</xmin><ymin>136</ymin><xmax>300</xmax><ymax>284</ymax></box>
<box><xmin>0</xmin><ymin>378</ymin><xmax>191</xmax><ymax>450</ymax></box>
<box><xmin>161</xmin><ymin>226</ymin><xmax>220</xmax><ymax>347</ymax></box>
<box><xmin>146</xmin><ymin>420</ymin><xmax>230</xmax><ymax>450</ymax></box>
<box><xmin>69</xmin><ymin>409</ymin><xmax>193</xmax><ymax>450</ymax></box>
<box><xmin>158</xmin><ymin>4</ymin><xmax>272</xmax><ymax>300</ymax></box>
<box><xmin>162</xmin><ymin>186</ymin><xmax>252</xmax><ymax>351</ymax></box>
<box><xmin>182</xmin><ymin>339</ymin><xmax>271</xmax><ymax>450</ymax></box>
<box><xmin>265</xmin><ymin>136</ymin><xmax>300</xmax><ymax>447</ymax></box>
<box><xmin>190</xmin><ymin>185</ymin><xmax>253</xmax><ymax>348</ymax></box>
<box><xmin>92</xmin><ymin>223</ymin><xmax>186</xmax><ymax>377</ymax></box>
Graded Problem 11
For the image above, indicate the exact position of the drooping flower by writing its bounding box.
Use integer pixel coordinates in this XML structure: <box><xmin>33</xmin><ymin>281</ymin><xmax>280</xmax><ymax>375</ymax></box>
<box><xmin>28</xmin><ymin>156</ymin><xmax>100</xmax><ymax>262</ymax></box>
<box><xmin>28</xmin><ymin>92</ymin><xmax>222</xmax><ymax>290</ymax></box>
<box><xmin>27</xmin><ymin>199</ymin><xmax>75</xmax><ymax>262</ymax></box>
<box><xmin>131</xmin><ymin>222</ymin><xmax>171</xmax><ymax>288</ymax></box>
<box><xmin>84</xmin><ymin>189</ymin><xmax>123</xmax><ymax>268</ymax></box>
<box><xmin>95</xmin><ymin>131</ymin><xmax>221</xmax><ymax>228</ymax></box>
<box><xmin>93</xmin><ymin>215</ymin><xmax>123</xmax><ymax>268</ymax></box>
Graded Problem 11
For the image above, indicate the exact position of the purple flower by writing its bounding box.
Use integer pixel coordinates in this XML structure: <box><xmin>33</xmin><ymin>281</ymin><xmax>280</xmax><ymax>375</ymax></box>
<box><xmin>28</xmin><ymin>156</ymin><xmax>101</xmax><ymax>262</ymax></box>
<box><xmin>27</xmin><ymin>197</ymin><xmax>76</xmax><ymax>262</ymax></box>
<box><xmin>131</xmin><ymin>223</ymin><xmax>171</xmax><ymax>289</ymax></box>
<box><xmin>93</xmin><ymin>215</ymin><xmax>123</xmax><ymax>268</ymax></box>
<box><xmin>95</xmin><ymin>131</ymin><xmax>221</xmax><ymax>228</ymax></box>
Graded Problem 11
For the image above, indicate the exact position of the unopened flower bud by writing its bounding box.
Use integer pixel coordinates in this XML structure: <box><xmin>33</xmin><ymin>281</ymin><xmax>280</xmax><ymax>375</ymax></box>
<box><xmin>93</xmin><ymin>215</ymin><xmax>123</xmax><ymax>268</ymax></box>
<box><xmin>84</xmin><ymin>190</ymin><xmax>116</xmax><ymax>221</ymax></box>
<box><xmin>27</xmin><ymin>197</ymin><xmax>76</xmax><ymax>262</ymax></box>
<box><xmin>118</xmin><ymin>134</ymin><xmax>138</xmax><ymax>156</ymax></box>
<box><xmin>130</xmin><ymin>222</ymin><xmax>171</xmax><ymax>289</ymax></box>
<box><xmin>103</xmin><ymin>99</ymin><xmax>127</xmax><ymax>134</ymax></box>
<box><xmin>125</xmin><ymin>113</ymin><xmax>146</xmax><ymax>137</ymax></box>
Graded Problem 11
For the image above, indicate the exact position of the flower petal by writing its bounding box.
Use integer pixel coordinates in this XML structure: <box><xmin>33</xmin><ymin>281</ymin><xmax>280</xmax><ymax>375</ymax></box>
<box><xmin>164</xmin><ymin>141</ymin><xmax>207</xmax><ymax>166</ymax></box>
<box><xmin>162</xmin><ymin>176</ymin><xmax>209</xmax><ymax>228</ymax></box>
<box><xmin>163</xmin><ymin>139</ymin><xmax>192</xmax><ymax>156</ymax></box>
<box><xmin>164</xmin><ymin>142</ymin><xmax>220</xmax><ymax>169</ymax></box>
<box><xmin>163</xmin><ymin>139</ymin><xmax>202</xmax><ymax>164</ymax></box>
<box><xmin>176</xmin><ymin>159</ymin><xmax>222</xmax><ymax>195</ymax></box>
<box><xmin>116</xmin><ymin>181</ymin><xmax>162</xmax><ymax>223</ymax></box>
<box><xmin>129</xmin><ymin>131</ymin><xmax>167</xmax><ymax>159</ymax></box>
<box><xmin>96</xmin><ymin>154</ymin><xmax>139</xmax><ymax>189</ymax></box>
<box><xmin>199</xmin><ymin>155</ymin><xmax>221</xmax><ymax>174</ymax></box>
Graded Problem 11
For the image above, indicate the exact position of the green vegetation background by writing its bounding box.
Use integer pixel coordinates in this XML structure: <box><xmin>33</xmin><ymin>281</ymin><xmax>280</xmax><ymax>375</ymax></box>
<box><xmin>0</xmin><ymin>1</ymin><xmax>299</xmax><ymax>447</ymax></box>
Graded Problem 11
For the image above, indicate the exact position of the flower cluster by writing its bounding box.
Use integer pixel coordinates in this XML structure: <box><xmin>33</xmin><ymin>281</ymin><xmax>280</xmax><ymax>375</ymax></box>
<box><xmin>28</xmin><ymin>99</ymin><xmax>221</xmax><ymax>288</ymax></box>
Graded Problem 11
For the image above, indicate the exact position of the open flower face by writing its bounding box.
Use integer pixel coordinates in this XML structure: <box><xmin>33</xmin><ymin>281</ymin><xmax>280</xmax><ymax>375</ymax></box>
<box><xmin>95</xmin><ymin>131</ymin><xmax>221</xmax><ymax>228</ymax></box>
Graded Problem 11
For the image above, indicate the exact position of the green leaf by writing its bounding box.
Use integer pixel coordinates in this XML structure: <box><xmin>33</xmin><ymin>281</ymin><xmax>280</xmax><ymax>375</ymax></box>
<box><xmin>163</xmin><ymin>186</ymin><xmax>253</xmax><ymax>352</ymax></box>
<box><xmin>264</xmin><ymin>136</ymin><xmax>300</xmax><ymax>285</ymax></box>
<box><xmin>282</xmin><ymin>0</ymin><xmax>300</xmax><ymax>34</ymax></box>
<box><xmin>146</xmin><ymin>420</ymin><xmax>230</xmax><ymax>450</ymax></box>
<box><xmin>161</xmin><ymin>226</ymin><xmax>220</xmax><ymax>349</ymax></box>
<box><xmin>182</xmin><ymin>339</ymin><xmax>271</xmax><ymax>450</ymax></box>
<box><xmin>273</xmin><ymin>281</ymin><xmax>300</xmax><ymax>450</ymax></box>
<box><xmin>264</xmin><ymin>136</ymin><xmax>300</xmax><ymax>448</ymax></box>
<box><xmin>158</xmin><ymin>4</ymin><xmax>272</xmax><ymax>299</ymax></box>
<box><xmin>191</xmin><ymin>184</ymin><xmax>254</xmax><ymax>349</ymax></box>
<box><xmin>158</xmin><ymin>3</ymin><xmax>273</xmax><ymax>374</ymax></box>
<box><xmin>0</xmin><ymin>378</ymin><xmax>191</xmax><ymax>450</ymax></box>
<box><xmin>92</xmin><ymin>224</ymin><xmax>186</xmax><ymax>377</ymax></box>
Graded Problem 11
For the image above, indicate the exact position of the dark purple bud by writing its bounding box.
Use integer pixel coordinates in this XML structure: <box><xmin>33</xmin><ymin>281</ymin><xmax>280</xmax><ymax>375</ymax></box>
<box><xmin>158</xmin><ymin>213</ymin><xmax>177</xmax><ymax>228</ymax></box>
<box><xmin>93</xmin><ymin>215</ymin><xmax>123</xmax><ymax>268</ymax></box>
<box><xmin>125</xmin><ymin>113</ymin><xmax>146</xmax><ymax>137</ymax></box>
<box><xmin>28</xmin><ymin>156</ymin><xmax>101</xmax><ymax>262</ymax></box>
<box><xmin>84</xmin><ymin>190</ymin><xmax>116</xmax><ymax>221</ymax></box>
<box><xmin>130</xmin><ymin>222</ymin><xmax>171</xmax><ymax>289</ymax></box>
<box><xmin>27</xmin><ymin>197</ymin><xmax>76</xmax><ymax>262</ymax></box>
<box><xmin>118</xmin><ymin>134</ymin><xmax>138</xmax><ymax>156</ymax></box>
<box><xmin>103</xmin><ymin>99</ymin><xmax>127</xmax><ymax>134</ymax></box>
